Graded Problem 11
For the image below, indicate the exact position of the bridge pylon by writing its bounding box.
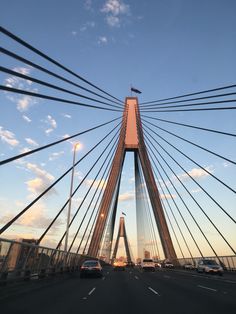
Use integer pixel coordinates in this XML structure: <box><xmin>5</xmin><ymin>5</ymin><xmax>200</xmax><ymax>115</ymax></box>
<box><xmin>111</xmin><ymin>217</ymin><xmax>132</xmax><ymax>264</ymax></box>
<box><xmin>88</xmin><ymin>97</ymin><xmax>178</xmax><ymax>264</ymax></box>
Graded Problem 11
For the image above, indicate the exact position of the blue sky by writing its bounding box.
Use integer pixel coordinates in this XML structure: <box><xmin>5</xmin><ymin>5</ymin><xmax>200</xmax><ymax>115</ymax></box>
<box><xmin>0</xmin><ymin>0</ymin><xmax>236</xmax><ymax>260</ymax></box>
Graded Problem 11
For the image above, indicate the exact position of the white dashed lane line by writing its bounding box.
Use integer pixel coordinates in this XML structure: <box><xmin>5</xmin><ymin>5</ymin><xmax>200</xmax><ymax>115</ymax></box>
<box><xmin>88</xmin><ymin>287</ymin><xmax>96</xmax><ymax>296</ymax></box>
<box><xmin>197</xmin><ymin>285</ymin><xmax>217</xmax><ymax>292</ymax></box>
<box><xmin>148</xmin><ymin>286</ymin><xmax>161</xmax><ymax>296</ymax></box>
<box><xmin>134</xmin><ymin>276</ymin><xmax>139</xmax><ymax>280</ymax></box>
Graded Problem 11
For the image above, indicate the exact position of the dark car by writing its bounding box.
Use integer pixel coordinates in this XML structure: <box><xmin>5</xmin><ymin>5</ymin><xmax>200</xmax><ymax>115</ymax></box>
<box><xmin>80</xmin><ymin>260</ymin><xmax>103</xmax><ymax>278</ymax></box>
<box><xmin>196</xmin><ymin>259</ymin><xmax>223</xmax><ymax>276</ymax></box>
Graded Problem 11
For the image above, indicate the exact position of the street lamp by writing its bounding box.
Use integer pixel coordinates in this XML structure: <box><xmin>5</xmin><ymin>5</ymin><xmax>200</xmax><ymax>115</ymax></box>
<box><xmin>64</xmin><ymin>142</ymin><xmax>80</xmax><ymax>252</ymax></box>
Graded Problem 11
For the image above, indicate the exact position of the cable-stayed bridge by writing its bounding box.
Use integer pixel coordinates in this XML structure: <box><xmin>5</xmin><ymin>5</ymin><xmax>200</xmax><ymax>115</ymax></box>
<box><xmin>0</xmin><ymin>26</ymin><xmax>236</xmax><ymax>314</ymax></box>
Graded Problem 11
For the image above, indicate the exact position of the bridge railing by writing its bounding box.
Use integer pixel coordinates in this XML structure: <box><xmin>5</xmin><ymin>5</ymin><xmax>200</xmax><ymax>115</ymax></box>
<box><xmin>0</xmin><ymin>238</ymin><xmax>88</xmax><ymax>284</ymax></box>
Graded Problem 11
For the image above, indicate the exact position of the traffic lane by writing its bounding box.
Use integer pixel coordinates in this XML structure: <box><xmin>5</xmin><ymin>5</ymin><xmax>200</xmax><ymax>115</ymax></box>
<box><xmin>136</xmin><ymin>268</ymin><xmax>236</xmax><ymax>314</ymax></box>
<box><xmin>0</xmin><ymin>270</ymin><xmax>108</xmax><ymax>314</ymax></box>
<box><xmin>79</xmin><ymin>268</ymin><xmax>162</xmax><ymax>314</ymax></box>
<box><xmin>153</xmin><ymin>268</ymin><xmax>236</xmax><ymax>297</ymax></box>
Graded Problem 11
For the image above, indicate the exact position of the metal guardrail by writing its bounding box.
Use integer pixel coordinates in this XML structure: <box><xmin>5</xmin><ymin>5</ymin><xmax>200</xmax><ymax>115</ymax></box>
<box><xmin>0</xmin><ymin>238</ymin><xmax>90</xmax><ymax>284</ymax></box>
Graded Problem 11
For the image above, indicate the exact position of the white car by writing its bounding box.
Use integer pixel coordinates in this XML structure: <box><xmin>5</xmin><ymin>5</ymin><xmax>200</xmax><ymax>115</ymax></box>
<box><xmin>197</xmin><ymin>259</ymin><xmax>223</xmax><ymax>276</ymax></box>
<box><xmin>141</xmin><ymin>259</ymin><xmax>155</xmax><ymax>272</ymax></box>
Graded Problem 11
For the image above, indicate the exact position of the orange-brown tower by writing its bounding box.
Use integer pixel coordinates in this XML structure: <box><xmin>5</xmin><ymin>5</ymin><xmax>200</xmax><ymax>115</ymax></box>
<box><xmin>88</xmin><ymin>97</ymin><xmax>177</xmax><ymax>263</ymax></box>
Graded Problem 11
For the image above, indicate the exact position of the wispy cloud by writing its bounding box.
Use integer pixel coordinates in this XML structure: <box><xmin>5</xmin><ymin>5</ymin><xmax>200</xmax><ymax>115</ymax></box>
<box><xmin>98</xmin><ymin>36</ymin><xmax>108</xmax><ymax>45</ymax></box>
<box><xmin>178</xmin><ymin>166</ymin><xmax>213</xmax><ymax>182</ymax></box>
<box><xmin>25</xmin><ymin>163</ymin><xmax>56</xmax><ymax>197</ymax></box>
<box><xmin>4</xmin><ymin>67</ymin><xmax>37</xmax><ymax>112</ymax></box>
<box><xmin>22</xmin><ymin>115</ymin><xmax>32</xmax><ymax>123</ymax></box>
<box><xmin>118</xmin><ymin>191</ymin><xmax>134</xmax><ymax>202</ymax></box>
<box><xmin>85</xmin><ymin>178</ymin><xmax>107</xmax><ymax>190</ymax></box>
<box><xmin>25</xmin><ymin>138</ymin><xmax>39</xmax><ymax>147</ymax></box>
<box><xmin>80</xmin><ymin>21</ymin><xmax>96</xmax><ymax>32</ymax></box>
<box><xmin>43</xmin><ymin>115</ymin><xmax>57</xmax><ymax>135</ymax></box>
<box><xmin>0</xmin><ymin>126</ymin><xmax>19</xmax><ymax>147</ymax></box>
<box><xmin>61</xmin><ymin>113</ymin><xmax>72</xmax><ymax>119</ymax></box>
<box><xmin>49</xmin><ymin>151</ymin><xmax>64</xmax><ymax>161</ymax></box>
<box><xmin>1</xmin><ymin>202</ymin><xmax>63</xmax><ymax>230</ymax></box>
<box><xmin>101</xmin><ymin>0</ymin><xmax>130</xmax><ymax>27</ymax></box>
<box><xmin>71</xmin><ymin>31</ymin><xmax>77</xmax><ymax>36</ymax></box>
<box><xmin>160</xmin><ymin>193</ymin><xmax>176</xmax><ymax>200</ymax></box>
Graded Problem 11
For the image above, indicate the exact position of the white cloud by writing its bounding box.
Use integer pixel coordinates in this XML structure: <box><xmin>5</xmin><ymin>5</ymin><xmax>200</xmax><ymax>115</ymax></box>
<box><xmin>47</xmin><ymin>115</ymin><xmax>57</xmax><ymax>129</ymax></box>
<box><xmin>19</xmin><ymin>147</ymin><xmax>31</xmax><ymax>154</ymax></box>
<box><xmin>62</xmin><ymin>113</ymin><xmax>72</xmax><ymax>119</ymax></box>
<box><xmin>45</xmin><ymin>128</ymin><xmax>53</xmax><ymax>135</ymax></box>
<box><xmin>223</xmin><ymin>162</ymin><xmax>230</xmax><ymax>168</ymax></box>
<box><xmin>106</xmin><ymin>15</ymin><xmax>120</xmax><ymax>27</ymax></box>
<box><xmin>0</xmin><ymin>126</ymin><xmax>19</xmax><ymax>147</ymax></box>
<box><xmin>101</xmin><ymin>0</ymin><xmax>129</xmax><ymax>27</ymax></box>
<box><xmin>4</xmin><ymin>67</ymin><xmax>37</xmax><ymax>112</ymax></box>
<box><xmin>98</xmin><ymin>36</ymin><xmax>108</xmax><ymax>44</ymax></box>
<box><xmin>22</xmin><ymin>115</ymin><xmax>31</xmax><ymax>123</ymax></box>
<box><xmin>25</xmin><ymin>138</ymin><xmax>39</xmax><ymax>147</ymax></box>
<box><xmin>160</xmin><ymin>193</ymin><xmax>176</xmax><ymax>200</ymax></box>
<box><xmin>85</xmin><ymin>178</ymin><xmax>107</xmax><ymax>190</ymax></box>
<box><xmin>72</xmin><ymin>31</ymin><xmax>77</xmax><ymax>36</ymax></box>
<box><xmin>178</xmin><ymin>166</ymin><xmax>213</xmax><ymax>182</ymax></box>
<box><xmin>80</xmin><ymin>21</ymin><xmax>96</xmax><ymax>32</ymax></box>
<box><xmin>25</xmin><ymin>163</ymin><xmax>55</xmax><ymax>197</ymax></box>
<box><xmin>49</xmin><ymin>151</ymin><xmax>64</xmax><ymax>161</ymax></box>
<box><xmin>118</xmin><ymin>192</ymin><xmax>134</xmax><ymax>202</ymax></box>
<box><xmin>1</xmin><ymin>203</ymin><xmax>63</xmax><ymax>230</ymax></box>
<box><xmin>190</xmin><ymin>188</ymin><xmax>202</xmax><ymax>194</ymax></box>
<box><xmin>101</xmin><ymin>0</ymin><xmax>129</xmax><ymax>16</ymax></box>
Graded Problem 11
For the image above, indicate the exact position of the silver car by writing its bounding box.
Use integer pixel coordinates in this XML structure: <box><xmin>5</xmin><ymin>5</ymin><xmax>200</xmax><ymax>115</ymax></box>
<box><xmin>197</xmin><ymin>259</ymin><xmax>223</xmax><ymax>276</ymax></box>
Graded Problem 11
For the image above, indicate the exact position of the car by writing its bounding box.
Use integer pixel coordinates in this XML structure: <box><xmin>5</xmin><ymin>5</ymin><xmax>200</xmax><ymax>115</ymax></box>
<box><xmin>163</xmin><ymin>261</ymin><xmax>174</xmax><ymax>269</ymax></box>
<box><xmin>153</xmin><ymin>260</ymin><xmax>162</xmax><ymax>268</ymax></box>
<box><xmin>80</xmin><ymin>260</ymin><xmax>103</xmax><ymax>278</ymax></box>
<box><xmin>126</xmin><ymin>261</ymin><xmax>135</xmax><ymax>268</ymax></box>
<box><xmin>141</xmin><ymin>259</ymin><xmax>155</xmax><ymax>272</ymax></box>
<box><xmin>113</xmin><ymin>260</ymin><xmax>126</xmax><ymax>271</ymax></box>
<box><xmin>196</xmin><ymin>259</ymin><xmax>223</xmax><ymax>276</ymax></box>
<box><xmin>183</xmin><ymin>263</ymin><xmax>195</xmax><ymax>270</ymax></box>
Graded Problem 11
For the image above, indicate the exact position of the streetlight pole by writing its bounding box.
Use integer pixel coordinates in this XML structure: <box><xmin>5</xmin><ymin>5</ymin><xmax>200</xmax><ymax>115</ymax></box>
<box><xmin>64</xmin><ymin>142</ymin><xmax>80</xmax><ymax>252</ymax></box>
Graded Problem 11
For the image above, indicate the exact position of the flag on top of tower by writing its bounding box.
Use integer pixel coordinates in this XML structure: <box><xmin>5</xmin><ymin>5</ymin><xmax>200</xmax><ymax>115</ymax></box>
<box><xmin>131</xmin><ymin>87</ymin><xmax>142</xmax><ymax>94</ymax></box>
<box><xmin>122</xmin><ymin>212</ymin><xmax>126</xmax><ymax>216</ymax></box>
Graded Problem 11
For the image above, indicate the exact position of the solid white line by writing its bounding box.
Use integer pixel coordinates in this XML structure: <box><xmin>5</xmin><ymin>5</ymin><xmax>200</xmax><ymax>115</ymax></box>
<box><xmin>135</xmin><ymin>275</ymin><xmax>139</xmax><ymax>280</ymax></box>
<box><xmin>197</xmin><ymin>285</ymin><xmax>217</xmax><ymax>292</ymax></box>
<box><xmin>223</xmin><ymin>280</ymin><xmax>236</xmax><ymax>284</ymax></box>
<box><xmin>88</xmin><ymin>287</ymin><xmax>96</xmax><ymax>295</ymax></box>
<box><xmin>148</xmin><ymin>286</ymin><xmax>160</xmax><ymax>296</ymax></box>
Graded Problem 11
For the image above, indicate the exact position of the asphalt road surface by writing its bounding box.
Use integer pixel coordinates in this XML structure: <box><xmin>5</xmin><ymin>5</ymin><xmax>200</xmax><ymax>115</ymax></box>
<box><xmin>0</xmin><ymin>267</ymin><xmax>235</xmax><ymax>314</ymax></box>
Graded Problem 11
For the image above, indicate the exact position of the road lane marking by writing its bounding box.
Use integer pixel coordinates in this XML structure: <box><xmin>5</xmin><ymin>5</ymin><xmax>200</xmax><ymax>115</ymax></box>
<box><xmin>135</xmin><ymin>275</ymin><xmax>139</xmax><ymax>280</ymax></box>
<box><xmin>88</xmin><ymin>287</ymin><xmax>96</xmax><ymax>295</ymax></box>
<box><xmin>148</xmin><ymin>287</ymin><xmax>160</xmax><ymax>296</ymax></box>
<box><xmin>197</xmin><ymin>285</ymin><xmax>217</xmax><ymax>292</ymax></box>
<box><xmin>102</xmin><ymin>276</ymin><xmax>105</xmax><ymax>280</ymax></box>
<box><xmin>163</xmin><ymin>275</ymin><xmax>170</xmax><ymax>279</ymax></box>
<box><xmin>106</xmin><ymin>272</ymin><xmax>109</xmax><ymax>275</ymax></box>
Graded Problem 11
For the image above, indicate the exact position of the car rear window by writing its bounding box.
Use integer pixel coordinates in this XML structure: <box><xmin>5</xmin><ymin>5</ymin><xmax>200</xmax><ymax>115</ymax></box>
<box><xmin>83</xmin><ymin>261</ymin><xmax>99</xmax><ymax>267</ymax></box>
<box><xmin>143</xmin><ymin>259</ymin><xmax>153</xmax><ymax>262</ymax></box>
